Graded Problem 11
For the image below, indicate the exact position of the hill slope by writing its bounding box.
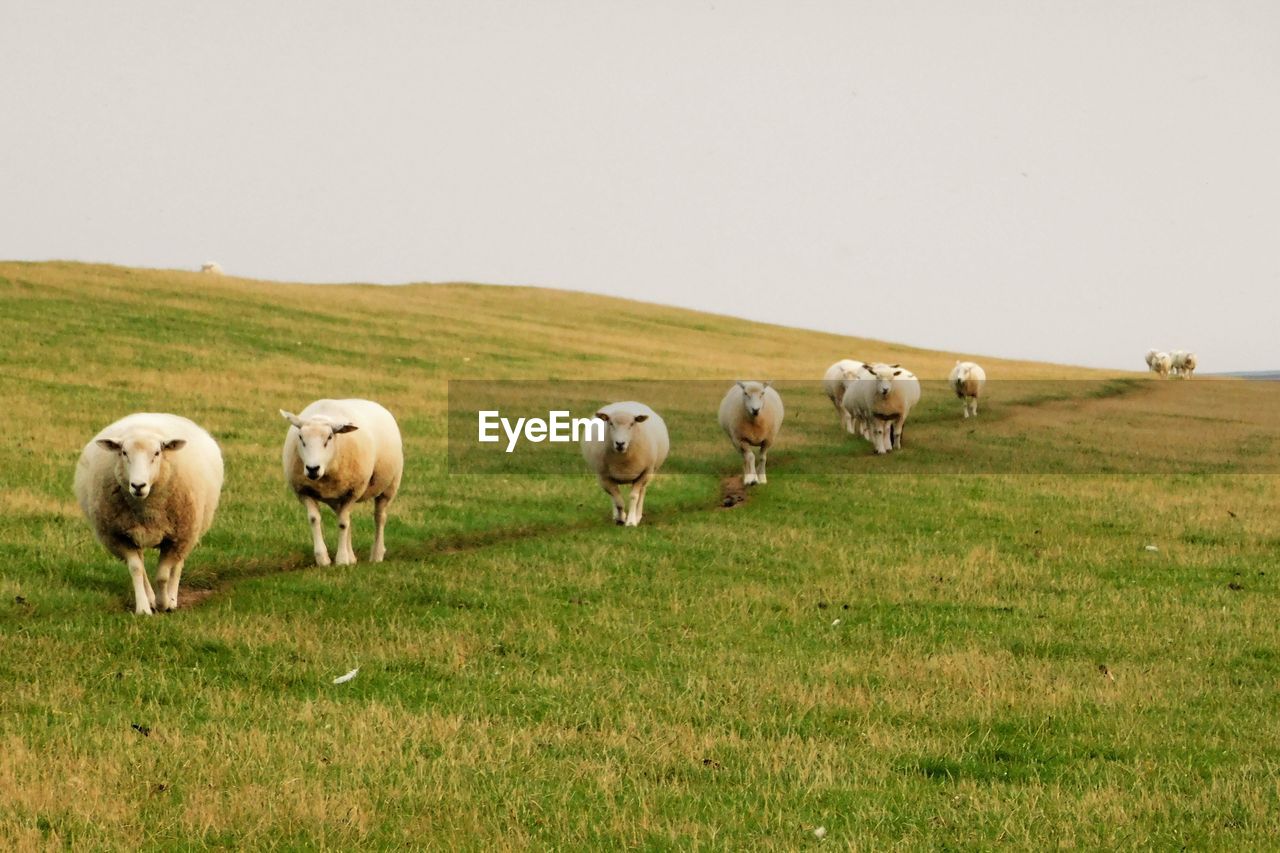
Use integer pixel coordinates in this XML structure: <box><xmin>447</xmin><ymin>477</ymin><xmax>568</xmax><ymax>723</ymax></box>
<box><xmin>1</xmin><ymin>262</ymin><xmax>1278</xmax><ymax>848</ymax></box>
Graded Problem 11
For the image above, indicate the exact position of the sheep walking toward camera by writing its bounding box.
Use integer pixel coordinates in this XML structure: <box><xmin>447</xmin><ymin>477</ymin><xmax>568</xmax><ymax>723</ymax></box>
<box><xmin>1149</xmin><ymin>351</ymin><xmax>1172</xmax><ymax>378</ymax></box>
<box><xmin>200</xmin><ymin>261</ymin><xmax>224</xmax><ymax>275</ymax></box>
<box><xmin>74</xmin><ymin>413</ymin><xmax>224</xmax><ymax>614</ymax></box>
<box><xmin>280</xmin><ymin>399</ymin><xmax>403</xmax><ymax>566</ymax></box>
<box><xmin>718</xmin><ymin>381</ymin><xmax>784</xmax><ymax>485</ymax></box>
<box><xmin>843</xmin><ymin>363</ymin><xmax>921</xmax><ymax>454</ymax></box>
<box><xmin>581</xmin><ymin>402</ymin><xmax>669</xmax><ymax>526</ymax></box>
<box><xmin>949</xmin><ymin>361</ymin><xmax>987</xmax><ymax>417</ymax></box>
<box><xmin>1171</xmin><ymin>350</ymin><xmax>1197</xmax><ymax>378</ymax></box>
<box><xmin>823</xmin><ymin>359</ymin><xmax>866</xmax><ymax>435</ymax></box>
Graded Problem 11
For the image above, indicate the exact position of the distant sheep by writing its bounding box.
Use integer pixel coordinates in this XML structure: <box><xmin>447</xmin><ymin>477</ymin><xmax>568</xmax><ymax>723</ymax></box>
<box><xmin>200</xmin><ymin>261</ymin><xmax>224</xmax><ymax>275</ymax></box>
<box><xmin>74</xmin><ymin>413</ymin><xmax>224</xmax><ymax>614</ymax></box>
<box><xmin>280</xmin><ymin>399</ymin><xmax>404</xmax><ymax>566</ymax></box>
<box><xmin>581</xmin><ymin>401</ymin><xmax>669</xmax><ymax>526</ymax></box>
<box><xmin>1150</xmin><ymin>351</ymin><xmax>1172</xmax><ymax>379</ymax></box>
<box><xmin>1171</xmin><ymin>350</ymin><xmax>1197</xmax><ymax>378</ymax></box>
<box><xmin>1145</xmin><ymin>349</ymin><xmax>1158</xmax><ymax>370</ymax></box>
<box><xmin>822</xmin><ymin>359</ymin><xmax>866</xmax><ymax>435</ymax></box>
<box><xmin>842</xmin><ymin>363</ymin><xmax>921</xmax><ymax>454</ymax></box>
<box><xmin>949</xmin><ymin>361</ymin><xmax>986</xmax><ymax>417</ymax></box>
<box><xmin>718</xmin><ymin>381</ymin><xmax>784</xmax><ymax>485</ymax></box>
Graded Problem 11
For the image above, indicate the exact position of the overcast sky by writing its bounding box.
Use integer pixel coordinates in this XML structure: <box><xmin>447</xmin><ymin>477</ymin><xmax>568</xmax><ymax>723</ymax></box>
<box><xmin>3</xmin><ymin>1</ymin><xmax>1277</xmax><ymax>370</ymax></box>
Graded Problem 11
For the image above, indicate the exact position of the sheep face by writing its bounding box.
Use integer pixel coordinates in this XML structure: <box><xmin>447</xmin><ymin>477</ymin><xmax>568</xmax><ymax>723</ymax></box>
<box><xmin>865</xmin><ymin>364</ymin><xmax>904</xmax><ymax>399</ymax></box>
<box><xmin>281</xmin><ymin>411</ymin><xmax>358</xmax><ymax>480</ymax></box>
<box><xmin>96</xmin><ymin>436</ymin><xmax>187</xmax><ymax>499</ymax></box>
<box><xmin>736</xmin><ymin>381</ymin><xmax>770</xmax><ymax>419</ymax></box>
<box><xmin>595</xmin><ymin>410</ymin><xmax>649</xmax><ymax>453</ymax></box>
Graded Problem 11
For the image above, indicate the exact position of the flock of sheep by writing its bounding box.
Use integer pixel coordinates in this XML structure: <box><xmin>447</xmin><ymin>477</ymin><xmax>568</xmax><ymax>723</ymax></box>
<box><xmin>75</xmin><ymin>342</ymin><xmax>1200</xmax><ymax>614</ymax></box>
<box><xmin>1144</xmin><ymin>348</ymin><xmax>1197</xmax><ymax>379</ymax></box>
<box><xmin>72</xmin><ymin>359</ymin><xmax>993</xmax><ymax>613</ymax></box>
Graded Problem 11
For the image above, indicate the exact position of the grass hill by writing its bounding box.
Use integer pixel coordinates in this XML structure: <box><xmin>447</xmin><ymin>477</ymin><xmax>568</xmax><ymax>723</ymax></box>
<box><xmin>1</xmin><ymin>261</ymin><xmax>1278</xmax><ymax>848</ymax></box>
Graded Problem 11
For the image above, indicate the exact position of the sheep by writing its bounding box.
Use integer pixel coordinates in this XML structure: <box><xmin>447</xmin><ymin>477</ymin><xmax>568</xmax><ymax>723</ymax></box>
<box><xmin>1150</xmin><ymin>351</ymin><xmax>1172</xmax><ymax>378</ymax></box>
<box><xmin>842</xmin><ymin>363</ymin><xmax>921</xmax><ymax>454</ymax></box>
<box><xmin>74</xmin><ymin>413</ymin><xmax>224</xmax><ymax>614</ymax></box>
<box><xmin>1171</xmin><ymin>350</ymin><xmax>1197</xmax><ymax>379</ymax></box>
<box><xmin>581</xmin><ymin>401</ymin><xmax>669</xmax><ymax>526</ymax></box>
<box><xmin>949</xmin><ymin>361</ymin><xmax>987</xmax><ymax>417</ymax></box>
<box><xmin>822</xmin><ymin>359</ymin><xmax>866</xmax><ymax>435</ymax></box>
<box><xmin>1145</xmin><ymin>349</ymin><xmax>1159</xmax><ymax>370</ymax></box>
<box><xmin>200</xmin><ymin>261</ymin><xmax>224</xmax><ymax>275</ymax></box>
<box><xmin>718</xmin><ymin>381</ymin><xmax>784</xmax><ymax>485</ymax></box>
<box><xmin>280</xmin><ymin>399</ymin><xmax>404</xmax><ymax>566</ymax></box>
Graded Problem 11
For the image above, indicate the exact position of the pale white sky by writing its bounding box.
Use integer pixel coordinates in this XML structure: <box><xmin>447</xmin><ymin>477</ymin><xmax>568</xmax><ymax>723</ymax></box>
<box><xmin>2</xmin><ymin>1</ymin><xmax>1278</xmax><ymax>370</ymax></box>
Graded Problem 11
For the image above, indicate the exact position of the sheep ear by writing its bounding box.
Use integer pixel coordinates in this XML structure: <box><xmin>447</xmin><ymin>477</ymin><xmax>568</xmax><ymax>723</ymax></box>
<box><xmin>762</xmin><ymin>380</ymin><xmax>773</xmax><ymax>389</ymax></box>
<box><xmin>162</xmin><ymin>439</ymin><xmax>186</xmax><ymax>452</ymax></box>
<box><xmin>96</xmin><ymin>439</ymin><xmax>122</xmax><ymax>452</ymax></box>
<box><xmin>736</xmin><ymin>380</ymin><xmax>746</xmax><ymax>390</ymax></box>
<box><xmin>595</xmin><ymin>411</ymin><xmax>610</xmax><ymax>423</ymax></box>
<box><xmin>893</xmin><ymin>369</ymin><xmax>904</xmax><ymax>377</ymax></box>
<box><xmin>889</xmin><ymin>363</ymin><xmax>901</xmax><ymax>369</ymax></box>
<box><xmin>633</xmin><ymin>414</ymin><xmax>649</xmax><ymax>423</ymax></box>
<box><xmin>333</xmin><ymin>423</ymin><xmax>359</xmax><ymax>434</ymax></box>
<box><xmin>280</xmin><ymin>410</ymin><xmax>304</xmax><ymax>429</ymax></box>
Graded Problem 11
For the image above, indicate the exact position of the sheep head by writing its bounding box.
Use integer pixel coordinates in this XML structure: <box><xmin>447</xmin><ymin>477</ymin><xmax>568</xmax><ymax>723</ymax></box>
<box><xmin>96</xmin><ymin>434</ymin><xmax>186</xmax><ymax>499</ymax></box>
<box><xmin>281</xmin><ymin>410</ymin><xmax>358</xmax><ymax>480</ymax></box>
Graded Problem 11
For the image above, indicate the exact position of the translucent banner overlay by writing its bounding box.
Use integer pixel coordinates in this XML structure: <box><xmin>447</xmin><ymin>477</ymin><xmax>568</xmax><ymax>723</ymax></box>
<box><xmin>447</xmin><ymin>379</ymin><xmax>1280</xmax><ymax>475</ymax></box>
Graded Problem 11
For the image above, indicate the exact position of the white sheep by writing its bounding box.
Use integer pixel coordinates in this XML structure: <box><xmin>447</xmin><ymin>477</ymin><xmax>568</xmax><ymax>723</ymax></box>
<box><xmin>280</xmin><ymin>399</ymin><xmax>404</xmax><ymax>566</ymax></box>
<box><xmin>581</xmin><ymin>402</ymin><xmax>669</xmax><ymax>526</ymax></box>
<box><xmin>1145</xmin><ymin>349</ymin><xmax>1159</xmax><ymax>370</ymax></box>
<box><xmin>949</xmin><ymin>361</ymin><xmax>987</xmax><ymax>417</ymax></box>
<box><xmin>1150</xmin><ymin>351</ymin><xmax>1172</xmax><ymax>378</ymax></box>
<box><xmin>74</xmin><ymin>413</ymin><xmax>224</xmax><ymax>614</ymax></box>
<box><xmin>822</xmin><ymin>359</ymin><xmax>866</xmax><ymax>435</ymax></box>
<box><xmin>842</xmin><ymin>363</ymin><xmax>921</xmax><ymax>454</ymax></box>
<box><xmin>200</xmin><ymin>261</ymin><xmax>224</xmax><ymax>275</ymax></box>
<box><xmin>718</xmin><ymin>381</ymin><xmax>784</xmax><ymax>485</ymax></box>
<box><xmin>1171</xmin><ymin>350</ymin><xmax>1197</xmax><ymax>379</ymax></box>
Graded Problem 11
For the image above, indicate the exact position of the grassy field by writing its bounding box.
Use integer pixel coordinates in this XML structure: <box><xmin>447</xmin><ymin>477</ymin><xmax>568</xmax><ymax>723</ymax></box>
<box><xmin>2</xmin><ymin>261</ymin><xmax>1279</xmax><ymax>849</ymax></box>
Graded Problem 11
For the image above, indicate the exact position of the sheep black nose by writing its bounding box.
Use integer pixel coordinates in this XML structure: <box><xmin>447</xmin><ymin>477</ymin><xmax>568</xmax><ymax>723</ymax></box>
<box><xmin>130</xmin><ymin>483</ymin><xmax>146</xmax><ymax>493</ymax></box>
<box><xmin>614</xmin><ymin>442</ymin><xmax>626</xmax><ymax>452</ymax></box>
<box><xmin>305</xmin><ymin>466</ymin><xmax>321</xmax><ymax>479</ymax></box>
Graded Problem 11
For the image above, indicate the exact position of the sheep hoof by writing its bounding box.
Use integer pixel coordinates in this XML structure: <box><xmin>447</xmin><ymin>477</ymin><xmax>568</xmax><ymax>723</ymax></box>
<box><xmin>335</xmin><ymin>554</ymin><xmax>355</xmax><ymax>566</ymax></box>
<box><xmin>134</xmin><ymin>605</ymin><xmax>153</xmax><ymax>616</ymax></box>
<box><xmin>744</xmin><ymin>474</ymin><xmax>759</xmax><ymax>486</ymax></box>
<box><xmin>757</xmin><ymin>475</ymin><xmax>767</xmax><ymax>484</ymax></box>
<box><xmin>614</xmin><ymin>518</ymin><xmax>626</xmax><ymax>526</ymax></box>
<box><xmin>370</xmin><ymin>549</ymin><xmax>386</xmax><ymax>563</ymax></box>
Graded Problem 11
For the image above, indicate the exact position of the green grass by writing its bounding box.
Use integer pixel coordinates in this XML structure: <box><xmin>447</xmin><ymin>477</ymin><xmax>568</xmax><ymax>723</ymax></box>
<box><xmin>2</xmin><ymin>261</ymin><xmax>1279</xmax><ymax>849</ymax></box>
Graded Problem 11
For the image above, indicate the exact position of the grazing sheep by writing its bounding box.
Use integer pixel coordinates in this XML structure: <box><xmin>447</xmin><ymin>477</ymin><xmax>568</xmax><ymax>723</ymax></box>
<box><xmin>1171</xmin><ymin>350</ymin><xmax>1197</xmax><ymax>379</ymax></box>
<box><xmin>74</xmin><ymin>413</ymin><xmax>224</xmax><ymax>614</ymax></box>
<box><xmin>822</xmin><ymin>359</ymin><xmax>866</xmax><ymax>435</ymax></box>
<box><xmin>280</xmin><ymin>399</ymin><xmax>404</xmax><ymax>566</ymax></box>
<box><xmin>718</xmin><ymin>381</ymin><xmax>784</xmax><ymax>485</ymax></box>
<box><xmin>1145</xmin><ymin>349</ymin><xmax>1159</xmax><ymax>370</ymax></box>
<box><xmin>581</xmin><ymin>402</ymin><xmax>669</xmax><ymax>526</ymax></box>
<box><xmin>842</xmin><ymin>363</ymin><xmax>921</xmax><ymax>454</ymax></box>
<box><xmin>200</xmin><ymin>261</ymin><xmax>224</xmax><ymax>275</ymax></box>
<box><xmin>1150</xmin><ymin>351</ymin><xmax>1172</xmax><ymax>378</ymax></box>
<box><xmin>949</xmin><ymin>361</ymin><xmax>987</xmax><ymax>417</ymax></box>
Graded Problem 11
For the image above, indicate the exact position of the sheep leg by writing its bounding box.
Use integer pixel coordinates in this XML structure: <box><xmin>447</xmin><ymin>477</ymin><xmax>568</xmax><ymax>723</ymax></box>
<box><xmin>740</xmin><ymin>441</ymin><xmax>759</xmax><ymax>486</ymax></box>
<box><xmin>334</xmin><ymin>501</ymin><xmax>357</xmax><ymax>565</ymax></box>
<box><xmin>757</xmin><ymin>444</ymin><xmax>769</xmax><ymax>484</ymax></box>
<box><xmin>625</xmin><ymin>472</ymin><xmax>651</xmax><ymax>527</ymax></box>
<box><xmin>299</xmin><ymin>495</ymin><xmax>330</xmax><ymax>566</ymax></box>
<box><xmin>155</xmin><ymin>544</ymin><xmax>186</xmax><ymax>612</ymax></box>
<box><xmin>892</xmin><ymin>416</ymin><xmax>905</xmax><ymax>450</ymax></box>
<box><xmin>370</xmin><ymin>494</ymin><xmax>390</xmax><ymax>563</ymax></box>
<box><xmin>125</xmin><ymin>550</ymin><xmax>153</xmax><ymax>615</ymax></box>
<box><xmin>599</xmin><ymin>479</ymin><xmax>625</xmax><ymax>525</ymax></box>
